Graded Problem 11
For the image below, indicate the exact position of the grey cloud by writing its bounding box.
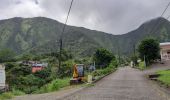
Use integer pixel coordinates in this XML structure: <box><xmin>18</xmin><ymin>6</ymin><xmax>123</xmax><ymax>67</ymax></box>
<box><xmin>0</xmin><ymin>0</ymin><xmax>170</xmax><ymax>34</ymax></box>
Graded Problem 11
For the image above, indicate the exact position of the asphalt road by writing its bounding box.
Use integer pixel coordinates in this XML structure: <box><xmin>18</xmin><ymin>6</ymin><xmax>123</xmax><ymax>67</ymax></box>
<box><xmin>60</xmin><ymin>67</ymin><xmax>169</xmax><ymax>100</ymax></box>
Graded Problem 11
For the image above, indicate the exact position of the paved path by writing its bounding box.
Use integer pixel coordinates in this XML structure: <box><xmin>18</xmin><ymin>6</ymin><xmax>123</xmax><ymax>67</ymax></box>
<box><xmin>60</xmin><ymin>67</ymin><xmax>169</xmax><ymax>100</ymax></box>
<box><xmin>12</xmin><ymin>66</ymin><xmax>170</xmax><ymax>100</ymax></box>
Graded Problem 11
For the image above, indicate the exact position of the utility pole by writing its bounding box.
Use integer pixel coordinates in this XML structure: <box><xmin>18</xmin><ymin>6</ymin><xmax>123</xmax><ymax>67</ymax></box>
<box><xmin>58</xmin><ymin>0</ymin><xmax>74</xmax><ymax>73</ymax></box>
<box><xmin>118</xmin><ymin>43</ymin><xmax>121</xmax><ymax>66</ymax></box>
<box><xmin>144</xmin><ymin>55</ymin><xmax>146</xmax><ymax>67</ymax></box>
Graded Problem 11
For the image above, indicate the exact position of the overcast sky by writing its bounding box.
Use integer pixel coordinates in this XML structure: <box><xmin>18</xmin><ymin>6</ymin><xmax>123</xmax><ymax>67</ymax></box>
<box><xmin>0</xmin><ymin>0</ymin><xmax>170</xmax><ymax>34</ymax></box>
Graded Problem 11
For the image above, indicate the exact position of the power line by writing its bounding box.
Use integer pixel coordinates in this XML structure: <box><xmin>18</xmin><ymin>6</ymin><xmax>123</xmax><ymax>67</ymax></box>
<box><xmin>150</xmin><ymin>1</ymin><xmax>170</xmax><ymax>34</ymax></box>
<box><xmin>58</xmin><ymin>0</ymin><xmax>74</xmax><ymax>72</ymax></box>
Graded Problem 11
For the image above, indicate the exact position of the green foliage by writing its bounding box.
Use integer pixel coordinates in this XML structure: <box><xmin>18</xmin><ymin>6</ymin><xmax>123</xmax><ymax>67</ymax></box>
<box><xmin>21</xmin><ymin>54</ymin><xmax>33</xmax><ymax>61</ymax></box>
<box><xmin>138</xmin><ymin>61</ymin><xmax>146</xmax><ymax>70</ymax></box>
<box><xmin>0</xmin><ymin>48</ymin><xmax>15</xmax><ymax>63</ymax></box>
<box><xmin>59</xmin><ymin>60</ymin><xmax>74</xmax><ymax>78</ymax></box>
<box><xmin>35</xmin><ymin>78</ymin><xmax>70</xmax><ymax>93</ymax></box>
<box><xmin>6</xmin><ymin>64</ymin><xmax>32</xmax><ymax>86</ymax></box>
<box><xmin>34</xmin><ymin>68</ymin><xmax>51</xmax><ymax>80</ymax></box>
<box><xmin>0</xmin><ymin>17</ymin><xmax>170</xmax><ymax>57</ymax></box>
<box><xmin>156</xmin><ymin>70</ymin><xmax>170</xmax><ymax>87</ymax></box>
<box><xmin>0</xmin><ymin>89</ymin><xmax>25</xmax><ymax>100</ymax></box>
<box><xmin>0</xmin><ymin>92</ymin><xmax>13</xmax><ymax>100</ymax></box>
<box><xmin>94</xmin><ymin>48</ymin><xmax>115</xmax><ymax>68</ymax></box>
<box><xmin>92</xmin><ymin>59</ymin><xmax>117</xmax><ymax>77</ymax></box>
<box><xmin>138</xmin><ymin>37</ymin><xmax>160</xmax><ymax>65</ymax></box>
<box><xmin>130</xmin><ymin>55</ymin><xmax>138</xmax><ymax>66</ymax></box>
<box><xmin>5</xmin><ymin>62</ymin><xmax>17</xmax><ymax>71</ymax></box>
<box><xmin>11</xmin><ymin>88</ymin><xmax>25</xmax><ymax>96</ymax></box>
<box><xmin>16</xmin><ymin>74</ymin><xmax>45</xmax><ymax>94</ymax></box>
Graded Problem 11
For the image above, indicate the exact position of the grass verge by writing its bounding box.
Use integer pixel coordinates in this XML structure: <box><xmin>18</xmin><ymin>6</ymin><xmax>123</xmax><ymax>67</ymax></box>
<box><xmin>156</xmin><ymin>70</ymin><xmax>170</xmax><ymax>87</ymax></box>
<box><xmin>34</xmin><ymin>78</ymin><xmax>70</xmax><ymax>94</ymax></box>
<box><xmin>0</xmin><ymin>89</ymin><xmax>25</xmax><ymax>100</ymax></box>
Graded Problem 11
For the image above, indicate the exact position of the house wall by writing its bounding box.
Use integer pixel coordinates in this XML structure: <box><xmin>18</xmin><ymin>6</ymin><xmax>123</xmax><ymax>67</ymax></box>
<box><xmin>160</xmin><ymin>44</ymin><xmax>170</xmax><ymax>61</ymax></box>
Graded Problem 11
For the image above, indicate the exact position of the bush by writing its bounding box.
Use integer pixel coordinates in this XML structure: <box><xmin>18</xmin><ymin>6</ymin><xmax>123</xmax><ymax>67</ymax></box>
<box><xmin>34</xmin><ymin>68</ymin><xmax>51</xmax><ymax>82</ymax></box>
<box><xmin>35</xmin><ymin>78</ymin><xmax>70</xmax><ymax>93</ymax></box>
<box><xmin>5</xmin><ymin>62</ymin><xmax>17</xmax><ymax>71</ymax></box>
<box><xmin>12</xmin><ymin>74</ymin><xmax>46</xmax><ymax>94</ymax></box>
<box><xmin>138</xmin><ymin>61</ymin><xmax>146</xmax><ymax>70</ymax></box>
<box><xmin>59</xmin><ymin>60</ymin><xmax>74</xmax><ymax>78</ymax></box>
<box><xmin>94</xmin><ymin>48</ymin><xmax>115</xmax><ymax>69</ymax></box>
<box><xmin>0</xmin><ymin>92</ymin><xmax>14</xmax><ymax>100</ymax></box>
<box><xmin>92</xmin><ymin>59</ymin><xmax>117</xmax><ymax>77</ymax></box>
<box><xmin>12</xmin><ymin>88</ymin><xmax>25</xmax><ymax>96</ymax></box>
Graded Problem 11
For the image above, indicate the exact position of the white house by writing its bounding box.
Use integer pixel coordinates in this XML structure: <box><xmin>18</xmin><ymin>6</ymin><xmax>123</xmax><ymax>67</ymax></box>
<box><xmin>160</xmin><ymin>42</ymin><xmax>170</xmax><ymax>61</ymax></box>
<box><xmin>0</xmin><ymin>64</ymin><xmax>5</xmax><ymax>90</ymax></box>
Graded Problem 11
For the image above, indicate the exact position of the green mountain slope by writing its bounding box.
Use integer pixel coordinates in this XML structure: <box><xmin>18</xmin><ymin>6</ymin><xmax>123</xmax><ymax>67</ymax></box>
<box><xmin>0</xmin><ymin>17</ymin><xmax>170</xmax><ymax>56</ymax></box>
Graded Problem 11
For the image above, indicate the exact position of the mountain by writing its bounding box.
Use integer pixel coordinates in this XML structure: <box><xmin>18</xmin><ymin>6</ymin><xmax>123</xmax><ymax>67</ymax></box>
<box><xmin>0</xmin><ymin>17</ymin><xmax>170</xmax><ymax>57</ymax></box>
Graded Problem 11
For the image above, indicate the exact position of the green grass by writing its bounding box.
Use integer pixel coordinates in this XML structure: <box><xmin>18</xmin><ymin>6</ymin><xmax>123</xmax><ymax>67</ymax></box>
<box><xmin>0</xmin><ymin>92</ymin><xmax>14</xmax><ymax>100</ymax></box>
<box><xmin>35</xmin><ymin>78</ymin><xmax>70</xmax><ymax>94</ymax></box>
<box><xmin>0</xmin><ymin>89</ymin><xmax>25</xmax><ymax>100</ymax></box>
<box><xmin>156</xmin><ymin>70</ymin><xmax>170</xmax><ymax>87</ymax></box>
<box><xmin>11</xmin><ymin>88</ymin><xmax>25</xmax><ymax>96</ymax></box>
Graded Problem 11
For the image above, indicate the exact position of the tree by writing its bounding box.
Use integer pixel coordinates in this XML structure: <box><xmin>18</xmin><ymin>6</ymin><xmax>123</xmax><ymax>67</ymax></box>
<box><xmin>0</xmin><ymin>48</ymin><xmax>15</xmax><ymax>63</ymax></box>
<box><xmin>138</xmin><ymin>37</ymin><xmax>160</xmax><ymax>65</ymax></box>
<box><xmin>93</xmin><ymin>48</ymin><xmax>115</xmax><ymax>68</ymax></box>
<box><xmin>22</xmin><ymin>54</ymin><xmax>33</xmax><ymax>61</ymax></box>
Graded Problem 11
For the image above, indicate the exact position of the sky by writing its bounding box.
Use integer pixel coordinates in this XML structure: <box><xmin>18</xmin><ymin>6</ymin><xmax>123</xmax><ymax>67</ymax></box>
<box><xmin>0</xmin><ymin>0</ymin><xmax>170</xmax><ymax>35</ymax></box>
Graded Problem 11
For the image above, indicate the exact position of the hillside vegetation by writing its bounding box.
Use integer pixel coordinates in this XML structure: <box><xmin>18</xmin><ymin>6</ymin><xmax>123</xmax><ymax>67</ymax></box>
<box><xmin>0</xmin><ymin>17</ymin><xmax>170</xmax><ymax>57</ymax></box>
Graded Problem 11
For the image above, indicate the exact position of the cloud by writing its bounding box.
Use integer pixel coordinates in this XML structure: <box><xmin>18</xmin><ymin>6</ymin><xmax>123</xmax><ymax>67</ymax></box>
<box><xmin>0</xmin><ymin>0</ymin><xmax>170</xmax><ymax>34</ymax></box>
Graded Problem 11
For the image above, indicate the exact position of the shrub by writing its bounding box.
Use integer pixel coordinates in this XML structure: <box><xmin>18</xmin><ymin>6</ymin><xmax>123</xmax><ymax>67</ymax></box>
<box><xmin>138</xmin><ymin>61</ymin><xmax>146</xmax><ymax>70</ymax></box>
<box><xmin>92</xmin><ymin>59</ymin><xmax>117</xmax><ymax>77</ymax></box>
<box><xmin>35</xmin><ymin>78</ymin><xmax>70</xmax><ymax>93</ymax></box>
<box><xmin>34</xmin><ymin>68</ymin><xmax>51</xmax><ymax>82</ymax></box>
<box><xmin>0</xmin><ymin>92</ymin><xmax>14</xmax><ymax>100</ymax></box>
<box><xmin>12</xmin><ymin>88</ymin><xmax>25</xmax><ymax>96</ymax></box>
<box><xmin>94</xmin><ymin>48</ymin><xmax>115</xmax><ymax>69</ymax></box>
<box><xmin>13</xmin><ymin>74</ymin><xmax>46</xmax><ymax>94</ymax></box>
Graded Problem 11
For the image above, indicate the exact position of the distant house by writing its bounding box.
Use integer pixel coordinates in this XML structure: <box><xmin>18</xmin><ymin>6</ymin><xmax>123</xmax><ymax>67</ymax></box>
<box><xmin>0</xmin><ymin>64</ymin><xmax>5</xmax><ymax>90</ymax></box>
<box><xmin>32</xmin><ymin>63</ymin><xmax>48</xmax><ymax>73</ymax></box>
<box><xmin>160</xmin><ymin>42</ymin><xmax>170</xmax><ymax>61</ymax></box>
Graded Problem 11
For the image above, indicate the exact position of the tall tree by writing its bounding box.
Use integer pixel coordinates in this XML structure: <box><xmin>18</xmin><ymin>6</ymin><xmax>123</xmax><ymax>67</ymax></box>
<box><xmin>93</xmin><ymin>48</ymin><xmax>115</xmax><ymax>68</ymax></box>
<box><xmin>138</xmin><ymin>37</ymin><xmax>160</xmax><ymax>65</ymax></box>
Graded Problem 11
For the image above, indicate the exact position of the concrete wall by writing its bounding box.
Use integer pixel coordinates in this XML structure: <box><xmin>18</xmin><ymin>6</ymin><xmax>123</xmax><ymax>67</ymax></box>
<box><xmin>0</xmin><ymin>64</ymin><xmax>5</xmax><ymax>87</ymax></box>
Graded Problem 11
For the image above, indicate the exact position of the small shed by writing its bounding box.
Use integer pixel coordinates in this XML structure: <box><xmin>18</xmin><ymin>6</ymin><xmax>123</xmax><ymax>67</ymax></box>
<box><xmin>32</xmin><ymin>63</ymin><xmax>48</xmax><ymax>73</ymax></box>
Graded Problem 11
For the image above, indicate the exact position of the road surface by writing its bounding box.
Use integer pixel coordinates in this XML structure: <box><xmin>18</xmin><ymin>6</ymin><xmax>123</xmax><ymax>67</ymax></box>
<box><xmin>60</xmin><ymin>67</ymin><xmax>169</xmax><ymax>100</ymax></box>
<box><xmin>12</xmin><ymin>66</ymin><xmax>170</xmax><ymax>100</ymax></box>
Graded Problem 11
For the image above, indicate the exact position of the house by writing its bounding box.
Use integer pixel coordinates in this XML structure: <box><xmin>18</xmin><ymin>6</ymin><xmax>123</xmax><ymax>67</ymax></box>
<box><xmin>160</xmin><ymin>42</ymin><xmax>170</xmax><ymax>61</ymax></box>
<box><xmin>0</xmin><ymin>64</ymin><xmax>5</xmax><ymax>90</ymax></box>
<box><xmin>32</xmin><ymin>63</ymin><xmax>48</xmax><ymax>73</ymax></box>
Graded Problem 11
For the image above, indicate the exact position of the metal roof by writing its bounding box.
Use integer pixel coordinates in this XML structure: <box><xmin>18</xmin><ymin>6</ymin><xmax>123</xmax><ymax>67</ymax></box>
<box><xmin>160</xmin><ymin>42</ymin><xmax>170</xmax><ymax>46</ymax></box>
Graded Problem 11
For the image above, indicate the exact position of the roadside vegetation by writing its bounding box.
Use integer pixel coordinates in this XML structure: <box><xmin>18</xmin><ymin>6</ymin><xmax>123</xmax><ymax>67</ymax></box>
<box><xmin>131</xmin><ymin>37</ymin><xmax>160</xmax><ymax>70</ymax></box>
<box><xmin>156</xmin><ymin>70</ymin><xmax>170</xmax><ymax>87</ymax></box>
<box><xmin>0</xmin><ymin>48</ymin><xmax>118</xmax><ymax>100</ymax></box>
<box><xmin>92</xmin><ymin>48</ymin><xmax>118</xmax><ymax>79</ymax></box>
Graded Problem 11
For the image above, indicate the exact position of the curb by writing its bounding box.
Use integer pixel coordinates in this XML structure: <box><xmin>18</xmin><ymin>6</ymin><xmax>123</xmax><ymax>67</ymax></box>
<box><xmin>92</xmin><ymin>70</ymin><xmax>115</xmax><ymax>83</ymax></box>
